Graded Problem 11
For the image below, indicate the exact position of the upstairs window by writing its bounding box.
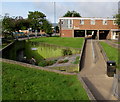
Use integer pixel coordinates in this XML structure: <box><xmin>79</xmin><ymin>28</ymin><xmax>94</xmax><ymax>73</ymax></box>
<box><xmin>103</xmin><ymin>20</ymin><xmax>107</xmax><ymax>25</ymax></box>
<box><xmin>61</xmin><ymin>19</ymin><xmax>64</xmax><ymax>24</ymax></box>
<box><xmin>80</xmin><ymin>19</ymin><xmax>84</xmax><ymax>25</ymax></box>
<box><xmin>61</xmin><ymin>19</ymin><xmax>72</xmax><ymax>29</ymax></box>
<box><xmin>91</xmin><ymin>19</ymin><xmax>95</xmax><ymax>25</ymax></box>
<box><xmin>67</xmin><ymin>19</ymin><xmax>72</xmax><ymax>28</ymax></box>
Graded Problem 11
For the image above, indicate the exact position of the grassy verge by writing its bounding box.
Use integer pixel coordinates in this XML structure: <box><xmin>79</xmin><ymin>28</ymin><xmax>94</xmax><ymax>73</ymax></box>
<box><xmin>100</xmin><ymin>42</ymin><xmax>120</xmax><ymax>69</ymax></box>
<box><xmin>2</xmin><ymin>62</ymin><xmax>89</xmax><ymax>100</ymax></box>
<box><xmin>29</xmin><ymin>37</ymin><xmax>84</xmax><ymax>48</ymax></box>
<box><xmin>115</xmin><ymin>42</ymin><xmax>120</xmax><ymax>44</ymax></box>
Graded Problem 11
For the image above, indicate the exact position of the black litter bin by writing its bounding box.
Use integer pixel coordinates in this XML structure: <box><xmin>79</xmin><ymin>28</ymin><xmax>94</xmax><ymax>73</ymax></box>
<box><xmin>107</xmin><ymin>61</ymin><xmax>116</xmax><ymax>77</ymax></box>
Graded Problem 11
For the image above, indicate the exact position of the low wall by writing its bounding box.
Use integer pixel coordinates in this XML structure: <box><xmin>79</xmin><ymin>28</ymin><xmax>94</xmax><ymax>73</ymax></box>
<box><xmin>112</xmin><ymin>74</ymin><xmax>120</xmax><ymax>100</ymax></box>
<box><xmin>1</xmin><ymin>40</ymin><xmax>26</xmax><ymax>60</ymax></box>
<box><xmin>0</xmin><ymin>41</ymin><xmax>14</xmax><ymax>58</ymax></box>
<box><xmin>79</xmin><ymin>38</ymin><xmax>87</xmax><ymax>71</ymax></box>
<box><xmin>97</xmin><ymin>41</ymin><xmax>109</xmax><ymax>62</ymax></box>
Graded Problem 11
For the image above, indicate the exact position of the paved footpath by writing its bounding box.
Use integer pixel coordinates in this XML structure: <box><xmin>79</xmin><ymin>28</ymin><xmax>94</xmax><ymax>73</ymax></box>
<box><xmin>79</xmin><ymin>39</ymin><xmax>118</xmax><ymax>100</ymax></box>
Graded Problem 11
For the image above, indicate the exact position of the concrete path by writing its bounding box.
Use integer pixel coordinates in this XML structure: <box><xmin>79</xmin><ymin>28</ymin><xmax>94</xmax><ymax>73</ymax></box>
<box><xmin>80</xmin><ymin>39</ymin><xmax>117</xmax><ymax>100</ymax></box>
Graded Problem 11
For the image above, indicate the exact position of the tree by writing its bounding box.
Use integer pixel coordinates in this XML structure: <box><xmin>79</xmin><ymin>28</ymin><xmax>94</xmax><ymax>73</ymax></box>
<box><xmin>28</xmin><ymin>11</ymin><xmax>46</xmax><ymax>31</ymax></box>
<box><xmin>2</xmin><ymin>16</ymin><xmax>16</xmax><ymax>33</ymax></box>
<box><xmin>54</xmin><ymin>26</ymin><xmax>59</xmax><ymax>33</ymax></box>
<box><xmin>115</xmin><ymin>14</ymin><xmax>120</xmax><ymax>28</ymax></box>
<box><xmin>41</xmin><ymin>19</ymin><xmax>52</xmax><ymax>34</ymax></box>
<box><xmin>2</xmin><ymin>16</ymin><xmax>30</xmax><ymax>32</ymax></box>
<box><xmin>15</xmin><ymin>18</ymin><xmax>30</xmax><ymax>31</ymax></box>
<box><xmin>2</xmin><ymin>15</ymin><xmax>30</xmax><ymax>38</ymax></box>
<box><xmin>63</xmin><ymin>10</ymin><xmax>81</xmax><ymax>17</ymax></box>
<box><xmin>2</xmin><ymin>15</ymin><xmax>16</xmax><ymax>39</ymax></box>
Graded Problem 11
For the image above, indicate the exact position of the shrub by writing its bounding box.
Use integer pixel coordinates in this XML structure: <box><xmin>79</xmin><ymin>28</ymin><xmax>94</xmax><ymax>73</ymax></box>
<box><xmin>52</xmin><ymin>35</ymin><xmax>60</xmax><ymax>37</ymax></box>
<box><xmin>58</xmin><ymin>59</ymin><xmax>69</xmax><ymax>64</ymax></box>
<box><xmin>46</xmin><ymin>60</ymin><xmax>57</xmax><ymax>66</ymax></box>
<box><xmin>38</xmin><ymin>59</ymin><xmax>57</xmax><ymax>67</ymax></box>
<box><xmin>38</xmin><ymin>60</ymin><xmax>47</xmax><ymax>67</ymax></box>
<box><xmin>62</xmin><ymin>49</ymin><xmax>72</xmax><ymax>56</ymax></box>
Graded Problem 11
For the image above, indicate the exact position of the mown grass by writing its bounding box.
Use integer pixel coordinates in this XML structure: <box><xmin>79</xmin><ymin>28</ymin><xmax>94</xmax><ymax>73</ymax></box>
<box><xmin>2</xmin><ymin>62</ymin><xmax>89</xmax><ymax>100</ymax></box>
<box><xmin>100</xmin><ymin>42</ymin><xmax>120</xmax><ymax>69</ymax></box>
<box><xmin>29</xmin><ymin>37</ymin><xmax>84</xmax><ymax>48</ymax></box>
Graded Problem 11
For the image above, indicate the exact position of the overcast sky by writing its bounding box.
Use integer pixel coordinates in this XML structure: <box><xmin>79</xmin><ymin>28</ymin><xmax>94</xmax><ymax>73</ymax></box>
<box><xmin>1</xmin><ymin>1</ymin><xmax>119</xmax><ymax>23</ymax></box>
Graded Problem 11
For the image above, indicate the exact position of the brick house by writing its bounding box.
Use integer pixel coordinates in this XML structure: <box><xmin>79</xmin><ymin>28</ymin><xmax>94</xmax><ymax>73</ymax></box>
<box><xmin>59</xmin><ymin>17</ymin><xmax>120</xmax><ymax>40</ymax></box>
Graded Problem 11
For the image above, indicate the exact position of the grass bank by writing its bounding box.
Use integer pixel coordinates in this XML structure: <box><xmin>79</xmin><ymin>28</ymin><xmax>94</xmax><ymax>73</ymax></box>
<box><xmin>29</xmin><ymin>37</ymin><xmax>84</xmax><ymax>48</ymax></box>
<box><xmin>2</xmin><ymin>62</ymin><xmax>89</xmax><ymax>100</ymax></box>
<box><xmin>100</xmin><ymin>42</ymin><xmax>120</xmax><ymax>69</ymax></box>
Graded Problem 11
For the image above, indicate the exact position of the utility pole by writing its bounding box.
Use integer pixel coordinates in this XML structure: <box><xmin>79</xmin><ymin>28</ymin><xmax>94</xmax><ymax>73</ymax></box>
<box><xmin>54</xmin><ymin>2</ymin><xmax>56</xmax><ymax>35</ymax></box>
<box><xmin>54</xmin><ymin>2</ymin><xmax>56</xmax><ymax>24</ymax></box>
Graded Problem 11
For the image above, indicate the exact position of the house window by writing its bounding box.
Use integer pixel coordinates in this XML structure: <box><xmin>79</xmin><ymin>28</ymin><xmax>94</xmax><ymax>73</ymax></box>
<box><xmin>61</xmin><ymin>19</ymin><xmax>72</xmax><ymax>29</ymax></box>
<box><xmin>103</xmin><ymin>20</ymin><xmax>107</xmax><ymax>25</ymax></box>
<box><xmin>91</xmin><ymin>19</ymin><xmax>95</xmax><ymax>25</ymax></box>
<box><xmin>80</xmin><ymin>19</ymin><xmax>84</xmax><ymax>25</ymax></box>
<box><xmin>61</xmin><ymin>20</ymin><xmax>64</xmax><ymax>24</ymax></box>
<box><xmin>67</xmin><ymin>19</ymin><xmax>72</xmax><ymax>28</ymax></box>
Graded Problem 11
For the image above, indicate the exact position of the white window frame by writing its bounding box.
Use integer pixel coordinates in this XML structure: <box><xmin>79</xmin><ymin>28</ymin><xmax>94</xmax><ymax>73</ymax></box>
<box><xmin>80</xmin><ymin>19</ymin><xmax>84</xmax><ymax>25</ymax></box>
<box><xmin>91</xmin><ymin>19</ymin><xmax>95</xmax><ymax>25</ymax></box>
<box><xmin>103</xmin><ymin>19</ymin><xmax>107</xmax><ymax>25</ymax></box>
<box><xmin>67</xmin><ymin>19</ymin><xmax>72</xmax><ymax>28</ymax></box>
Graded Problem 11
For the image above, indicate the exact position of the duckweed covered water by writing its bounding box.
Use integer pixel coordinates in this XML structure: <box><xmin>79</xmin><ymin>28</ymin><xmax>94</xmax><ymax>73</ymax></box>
<box><xmin>28</xmin><ymin>42</ymin><xmax>80</xmax><ymax>59</ymax></box>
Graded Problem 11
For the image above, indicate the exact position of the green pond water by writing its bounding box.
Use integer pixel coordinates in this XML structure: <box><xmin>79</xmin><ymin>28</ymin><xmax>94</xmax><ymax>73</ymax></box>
<box><xmin>25</xmin><ymin>41</ymin><xmax>80</xmax><ymax>61</ymax></box>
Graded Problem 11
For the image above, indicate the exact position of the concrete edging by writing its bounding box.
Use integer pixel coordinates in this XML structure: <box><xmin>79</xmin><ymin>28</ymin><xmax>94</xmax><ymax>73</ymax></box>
<box><xmin>77</xmin><ymin>74</ymin><xmax>97</xmax><ymax>101</ymax></box>
<box><xmin>97</xmin><ymin>41</ymin><xmax>109</xmax><ymax>62</ymax></box>
<box><xmin>79</xmin><ymin>38</ymin><xmax>87</xmax><ymax>71</ymax></box>
<box><xmin>0</xmin><ymin>41</ymin><xmax>14</xmax><ymax>52</ymax></box>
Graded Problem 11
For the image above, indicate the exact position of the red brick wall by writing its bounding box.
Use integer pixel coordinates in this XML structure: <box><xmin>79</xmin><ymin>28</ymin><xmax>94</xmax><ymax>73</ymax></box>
<box><xmin>60</xmin><ymin>18</ymin><xmax>119</xmax><ymax>39</ymax></box>
<box><xmin>73</xmin><ymin>19</ymin><xmax>118</xmax><ymax>30</ymax></box>
<box><xmin>61</xmin><ymin>30</ymin><xmax>73</xmax><ymax>37</ymax></box>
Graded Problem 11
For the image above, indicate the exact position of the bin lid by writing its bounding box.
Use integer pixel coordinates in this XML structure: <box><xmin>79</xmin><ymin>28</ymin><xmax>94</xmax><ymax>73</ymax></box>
<box><xmin>107</xmin><ymin>61</ymin><xmax>116</xmax><ymax>66</ymax></box>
